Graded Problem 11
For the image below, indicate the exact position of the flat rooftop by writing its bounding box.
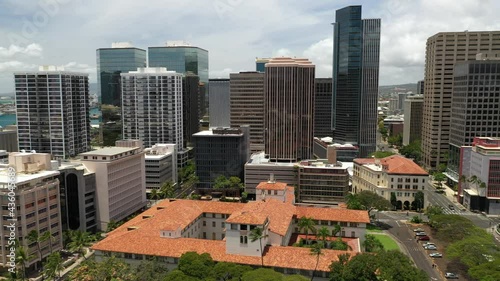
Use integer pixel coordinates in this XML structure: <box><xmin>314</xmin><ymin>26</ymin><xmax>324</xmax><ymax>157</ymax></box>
<box><xmin>0</xmin><ymin>166</ymin><xmax>59</xmax><ymax>185</ymax></box>
<box><xmin>80</xmin><ymin>147</ymin><xmax>139</xmax><ymax>156</ymax></box>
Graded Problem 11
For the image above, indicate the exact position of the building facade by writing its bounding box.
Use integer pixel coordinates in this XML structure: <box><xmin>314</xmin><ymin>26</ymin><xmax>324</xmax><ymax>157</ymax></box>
<box><xmin>193</xmin><ymin>127</ymin><xmax>250</xmax><ymax>188</ymax></box>
<box><xmin>459</xmin><ymin>137</ymin><xmax>500</xmax><ymax>215</ymax></box>
<box><xmin>256</xmin><ymin>58</ymin><xmax>270</xmax><ymax>72</ymax></box>
<box><xmin>121</xmin><ymin>67</ymin><xmax>183</xmax><ymax>150</ymax></box>
<box><xmin>229</xmin><ymin>71</ymin><xmax>265</xmax><ymax>153</ymax></box>
<box><xmin>417</xmin><ymin>80</ymin><xmax>424</xmax><ymax>95</ymax></box>
<box><xmin>314</xmin><ymin>78</ymin><xmax>334</xmax><ymax>138</ymax></box>
<box><xmin>183</xmin><ymin>73</ymin><xmax>200</xmax><ymax>147</ymax></box>
<box><xmin>0</xmin><ymin>153</ymin><xmax>63</xmax><ymax>269</ymax></box>
<box><xmin>332</xmin><ymin>6</ymin><xmax>380</xmax><ymax>158</ymax></box>
<box><xmin>265</xmin><ymin>57</ymin><xmax>315</xmax><ymax>162</ymax></box>
<box><xmin>208</xmin><ymin>79</ymin><xmax>231</xmax><ymax>128</ymax></box>
<box><xmin>447</xmin><ymin>57</ymin><xmax>500</xmax><ymax>184</ymax></box>
<box><xmin>96</xmin><ymin>43</ymin><xmax>147</xmax><ymax>107</ymax></box>
<box><xmin>403</xmin><ymin>95</ymin><xmax>423</xmax><ymax>146</ymax></box>
<box><xmin>352</xmin><ymin>155</ymin><xmax>428</xmax><ymax>210</ymax></box>
<box><xmin>0</xmin><ymin>126</ymin><xmax>17</xmax><ymax>152</ymax></box>
<box><xmin>421</xmin><ymin>31</ymin><xmax>500</xmax><ymax>169</ymax></box>
<box><xmin>144</xmin><ymin>144</ymin><xmax>178</xmax><ymax>192</ymax></box>
<box><xmin>15</xmin><ymin>66</ymin><xmax>91</xmax><ymax>159</ymax></box>
<box><xmin>80</xmin><ymin>146</ymin><xmax>146</xmax><ymax>230</ymax></box>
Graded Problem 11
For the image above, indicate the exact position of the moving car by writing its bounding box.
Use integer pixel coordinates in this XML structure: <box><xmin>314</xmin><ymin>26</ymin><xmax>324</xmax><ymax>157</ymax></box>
<box><xmin>424</xmin><ymin>244</ymin><xmax>437</xmax><ymax>250</ymax></box>
<box><xmin>445</xmin><ymin>272</ymin><xmax>459</xmax><ymax>279</ymax></box>
<box><xmin>417</xmin><ymin>235</ymin><xmax>430</xmax><ymax>241</ymax></box>
<box><xmin>413</xmin><ymin>228</ymin><xmax>424</xmax><ymax>232</ymax></box>
<box><xmin>448</xmin><ymin>204</ymin><xmax>455</xmax><ymax>210</ymax></box>
<box><xmin>429</xmin><ymin>252</ymin><xmax>442</xmax><ymax>258</ymax></box>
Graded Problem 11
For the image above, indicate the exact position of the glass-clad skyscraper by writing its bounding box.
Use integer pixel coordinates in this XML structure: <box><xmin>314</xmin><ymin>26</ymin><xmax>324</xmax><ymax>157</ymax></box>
<box><xmin>148</xmin><ymin>45</ymin><xmax>209</xmax><ymax>84</ymax></box>
<box><xmin>96</xmin><ymin>44</ymin><xmax>146</xmax><ymax>107</ymax></box>
<box><xmin>332</xmin><ymin>6</ymin><xmax>380</xmax><ymax>158</ymax></box>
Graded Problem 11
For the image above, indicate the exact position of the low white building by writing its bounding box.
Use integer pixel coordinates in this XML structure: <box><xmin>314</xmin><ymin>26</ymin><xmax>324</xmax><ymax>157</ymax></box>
<box><xmin>353</xmin><ymin>155</ymin><xmax>428</xmax><ymax>210</ymax></box>
<box><xmin>144</xmin><ymin>144</ymin><xmax>177</xmax><ymax>192</ymax></box>
<box><xmin>80</xmin><ymin>146</ymin><xmax>146</xmax><ymax>231</ymax></box>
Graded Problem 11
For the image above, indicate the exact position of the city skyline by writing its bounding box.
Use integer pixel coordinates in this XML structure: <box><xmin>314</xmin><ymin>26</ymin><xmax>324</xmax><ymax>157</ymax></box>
<box><xmin>1</xmin><ymin>0</ymin><xmax>500</xmax><ymax>93</ymax></box>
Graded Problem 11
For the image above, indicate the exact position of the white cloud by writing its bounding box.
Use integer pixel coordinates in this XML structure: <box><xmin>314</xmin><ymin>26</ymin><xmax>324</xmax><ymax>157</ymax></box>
<box><xmin>0</xmin><ymin>61</ymin><xmax>37</xmax><ymax>71</ymax></box>
<box><xmin>273</xmin><ymin>48</ymin><xmax>294</xmax><ymax>57</ymax></box>
<box><xmin>210</xmin><ymin>68</ymin><xmax>233</xmax><ymax>79</ymax></box>
<box><xmin>303</xmin><ymin>38</ymin><xmax>333</xmax><ymax>78</ymax></box>
<box><xmin>0</xmin><ymin>43</ymin><xmax>43</xmax><ymax>58</ymax></box>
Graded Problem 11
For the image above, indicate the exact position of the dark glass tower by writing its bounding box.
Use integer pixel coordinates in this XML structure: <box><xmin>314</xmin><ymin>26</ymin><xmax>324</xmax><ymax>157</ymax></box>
<box><xmin>332</xmin><ymin>6</ymin><xmax>380</xmax><ymax>157</ymax></box>
<box><xmin>96</xmin><ymin>46</ymin><xmax>147</xmax><ymax>107</ymax></box>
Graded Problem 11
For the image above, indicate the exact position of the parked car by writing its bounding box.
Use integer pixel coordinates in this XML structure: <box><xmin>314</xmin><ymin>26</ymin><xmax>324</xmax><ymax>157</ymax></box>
<box><xmin>429</xmin><ymin>252</ymin><xmax>443</xmax><ymax>258</ymax></box>
<box><xmin>418</xmin><ymin>236</ymin><xmax>430</xmax><ymax>241</ymax></box>
<box><xmin>445</xmin><ymin>272</ymin><xmax>459</xmax><ymax>279</ymax></box>
<box><xmin>413</xmin><ymin>228</ymin><xmax>424</xmax><ymax>232</ymax></box>
<box><xmin>422</xmin><ymin>242</ymin><xmax>436</xmax><ymax>247</ymax></box>
<box><xmin>424</xmin><ymin>245</ymin><xmax>437</xmax><ymax>250</ymax></box>
<box><xmin>415</xmin><ymin>232</ymin><xmax>427</xmax><ymax>236</ymax></box>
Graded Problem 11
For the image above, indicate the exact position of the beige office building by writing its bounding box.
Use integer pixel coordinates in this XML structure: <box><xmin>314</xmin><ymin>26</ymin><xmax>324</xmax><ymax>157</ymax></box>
<box><xmin>0</xmin><ymin>152</ymin><xmax>63</xmax><ymax>269</ymax></box>
<box><xmin>265</xmin><ymin>57</ymin><xmax>315</xmax><ymax>161</ymax></box>
<box><xmin>421</xmin><ymin>31</ymin><xmax>500</xmax><ymax>169</ymax></box>
<box><xmin>230</xmin><ymin>71</ymin><xmax>265</xmax><ymax>153</ymax></box>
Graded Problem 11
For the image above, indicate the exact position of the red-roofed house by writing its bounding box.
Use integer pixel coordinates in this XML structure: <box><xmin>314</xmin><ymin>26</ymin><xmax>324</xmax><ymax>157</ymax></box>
<box><xmin>352</xmin><ymin>155</ymin><xmax>428</xmax><ymax>210</ymax></box>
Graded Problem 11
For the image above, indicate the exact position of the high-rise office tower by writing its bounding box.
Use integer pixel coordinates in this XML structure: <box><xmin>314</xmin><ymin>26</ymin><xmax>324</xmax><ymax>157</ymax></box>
<box><xmin>230</xmin><ymin>71</ymin><xmax>265</xmax><ymax>152</ymax></box>
<box><xmin>15</xmin><ymin>66</ymin><xmax>91</xmax><ymax>159</ymax></box>
<box><xmin>314</xmin><ymin>78</ymin><xmax>334</xmax><ymax>138</ymax></box>
<box><xmin>208</xmin><ymin>79</ymin><xmax>231</xmax><ymax>128</ymax></box>
<box><xmin>417</xmin><ymin>80</ymin><xmax>424</xmax><ymax>95</ymax></box>
<box><xmin>332</xmin><ymin>6</ymin><xmax>380</xmax><ymax>158</ymax></box>
<box><xmin>148</xmin><ymin>42</ymin><xmax>208</xmax><ymax>115</ymax></box>
<box><xmin>398</xmin><ymin>92</ymin><xmax>410</xmax><ymax>112</ymax></box>
<box><xmin>265</xmin><ymin>57</ymin><xmax>315</xmax><ymax>161</ymax></box>
<box><xmin>256</xmin><ymin>58</ymin><xmax>270</xmax><ymax>72</ymax></box>
<box><xmin>183</xmin><ymin>72</ymin><xmax>200</xmax><ymax>147</ymax></box>
<box><xmin>121</xmin><ymin>68</ymin><xmax>183</xmax><ymax>149</ymax></box>
<box><xmin>97</xmin><ymin>43</ymin><xmax>147</xmax><ymax>107</ymax></box>
<box><xmin>97</xmin><ymin>43</ymin><xmax>147</xmax><ymax>146</ymax></box>
<box><xmin>403</xmin><ymin>95</ymin><xmax>424</xmax><ymax>146</ymax></box>
<box><xmin>447</xmin><ymin>54</ymin><xmax>500</xmax><ymax>182</ymax></box>
<box><xmin>421</xmin><ymin>31</ymin><xmax>500</xmax><ymax>169</ymax></box>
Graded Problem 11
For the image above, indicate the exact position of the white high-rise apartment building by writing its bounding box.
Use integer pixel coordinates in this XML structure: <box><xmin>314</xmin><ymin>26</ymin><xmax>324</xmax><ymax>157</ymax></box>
<box><xmin>14</xmin><ymin>66</ymin><xmax>91</xmax><ymax>159</ymax></box>
<box><xmin>121</xmin><ymin>68</ymin><xmax>183</xmax><ymax>149</ymax></box>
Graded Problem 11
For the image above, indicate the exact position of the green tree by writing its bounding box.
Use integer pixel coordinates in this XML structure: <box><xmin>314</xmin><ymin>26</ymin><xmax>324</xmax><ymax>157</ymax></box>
<box><xmin>433</xmin><ymin>173</ymin><xmax>446</xmax><ymax>189</ymax></box>
<box><xmin>41</xmin><ymin>231</ymin><xmax>54</xmax><ymax>253</ymax></box>
<box><xmin>241</xmin><ymin>268</ymin><xmax>283</xmax><ymax>281</ymax></box>
<box><xmin>43</xmin><ymin>252</ymin><xmax>64</xmax><ymax>280</ymax></box>
<box><xmin>446</xmin><ymin>235</ymin><xmax>497</xmax><ymax>268</ymax></box>
<box><xmin>399</xmin><ymin>140</ymin><xmax>422</xmax><ymax>162</ymax></box>
<box><xmin>298</xmin><ymin>217</ymin><xmax>317</xmax><ymax>244</ymax></box>
<box><xmin>67</xmin><ymin>230</ymin><xmax>93</xmax><ymax>259</ymax></box>
<box><xmin>134</xmin><ymin>258</ymin><xmax>170</xmax><ymax>281</ymax></box>
<box><xmin>310</xmin><ymin>241</ymin><xmax>324</xmax><ymax>281</ymax></box>
<box><xmin>150</xmin><ymin>188</ymin><xmax>160</xmax><ymax>204</ymax></box>
<box><xmin>370</xmin><ymin>151</ymin><xmax>395</xmax><ymax>158</ymax></box>
<box><xmin>164</xmin><ymin>270</ymin><xmax>200</xmax><ymax>281</ymax></box>
<box><xmin>332</xmin><ymin>224</ymin><xmax>342</xmax><ymax>237</ymax></box>
<box><xmin>428</xmin><ymin>214</ymin><xmax>478</xmax><ymax>242</ymax></box>
<box><xmin>15</xmin><ymin>246</ymin><xmax>34</xmax><ymax>281</ymax></box>
<box><xmin>249</xmin><ymin>227</ymin><xmax>268</xmax><ymax>267</ymax></box>
<box><xmin>317</xmin><ymin>226</ymin><xmax>330</xmax><ymax>246</ymax></box>
<box><xmin>363</xmin><ymin>234</ymin><xmax>384</xmax><ymax>252</ymax></box>
<box><xmin>69</xmin><ymin>256</ymin><xmax>135</xmax><ymax>281</ymax></box>
<box><xmin>376</xmin><ymin>250</ymin><xmax>428</xmax><ymax>281</ymax></box>
<box><xmin>329</xmin><ymin>253</ymin><xmax>351</xmax><ymax>281</ymax></box>
<box><xmin>330</xmin><ymin>237</ymin><xmax>348</xmax><ymax>251</ymax></box>
<box><xmin>414</xmin><ymin>191</ymin><xmax>424</xmax><ymax>211</ymax></box>
<box><xmin>26</xmin><ymin>229</ymin><xmax>48</xmax><ymax>271</ymax></box>
<box><xmin>349</xmin><ymin>191</ymin><xmax>393</xmax><ymax>216</ymax></box>
<box><xmin>178</xmin><ymin>252</ymin><xmax>215</xmax><ymax>279</ymax></box>
<box><xmin>468</xmin><ymin>257</ymin><xmax>500</xmax><ymax>281</ymax></box>
<box><xmin>228</xmin><ymin>176</ymin><xmax>244</xmax><ymax>189</ymax></box>
<box><xmin>390</xmin><ymin>192</ymin><xmax>397</xmax><ymax>210</ymax></box>
<box><xmin>211</xmin><ymin>262</ymin><xmax>252</xmax><ymax>281</ymax></box>
<box><xmin>346</xmin><ymin>194</ymin><xmax>363</xmax><ymax>210</ymax></box>
<box><xmin>214</xmin><ymin>175</ymin><xmax>230</xmax><ymax>189</ymax></box>
<box><xmin>283</xmin><ymin>275</ymin><xmax>309</xmax><ymax>281</ymax></box>
<box><xmin>424</xmin><ymin>205</ymin><xmax>443</xmax><ymax>219</ymax></box>
<box><xmin>388</xmin><ymin>133</ymin><xmax>403</xmax><ymax>147</ymax></box>
<box><xmin>160</xmin><ymin>181</ymin><xmax>176</xmax><ymax>199</ymax></box>
<box><xmin>330</xmin><ymin>252</ymin><xmax>378</xmax><ymax>281</ymax></box>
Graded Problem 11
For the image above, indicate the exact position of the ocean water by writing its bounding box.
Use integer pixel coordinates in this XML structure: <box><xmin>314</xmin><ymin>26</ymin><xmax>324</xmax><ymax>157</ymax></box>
<box><xmin>0</xmin><ymin>108</ymin><xmax>102</xmax><ymax>128</ymax></box>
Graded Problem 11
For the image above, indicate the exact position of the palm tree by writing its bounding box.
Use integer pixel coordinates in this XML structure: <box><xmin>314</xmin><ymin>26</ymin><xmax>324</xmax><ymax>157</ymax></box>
<box><xmin>67</xmin><ymin>231</ymin><xmax>93</xmax><ymax>259</ymax></box>
<box><xmin>160</xmin><ymin>181</ymin><xmax>175</xmax><ymax>199</ymax></box>
<box><xmin>310</xmin><ymin>241</ymin><xmax>324</xmax><ymax>281</ymax></box>
<box><xmin>15</xmin><ymin>246</ymin><xmax>34</xmax><ymax>281</ymax></box>
<box><xmin>26</xmin><ymin>230</ymin><xmax>48</xmax><ymax>270</ymax></box>
<box><xmin>249</xmin><ymin>227</ymin><xmax>268</xmax><ymax>267</ymax></box>
<box><xmin>332</xmin><ymin>224</ymin><xmax>342</xmax><ymax>238</ymax></box>
<box><xmin>298</xmin><ymin>217</ymin><xmax>316</xmax><ymax>244</ymax></box>
<box><xmin>41</xmin><ymin>231</ymin><xmax>54</xmax><ymax>253</ymax></box>
<box><xmin>43</xmin><ymin>252</ymin><xmax>64</xmax><ymax>280</ymax></box>
<box><xmin>317</xmin><ymin>226</ymin><xmax>330</xmax><ymax>247</ymax></box>
<box><xmin>150</xmin><ymin>188</ymin><xmax>160</xmax><ymax>204</ymax></box>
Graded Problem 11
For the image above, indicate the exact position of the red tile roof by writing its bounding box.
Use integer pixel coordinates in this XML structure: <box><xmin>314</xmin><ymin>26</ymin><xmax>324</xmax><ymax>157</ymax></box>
<box><xmin>256</xmin><ymin>181</ymin><xmax>288</xmax><ymax>191</ymax></box>
<box><xmin>354</xmin><ymin>155</ymin><xmax>428</xmax><ymax>176</ymax></box>
<box><xmin>295</xmin><ymin>206</ymin><xmax>370</xmax><ymax>223</ymax></box>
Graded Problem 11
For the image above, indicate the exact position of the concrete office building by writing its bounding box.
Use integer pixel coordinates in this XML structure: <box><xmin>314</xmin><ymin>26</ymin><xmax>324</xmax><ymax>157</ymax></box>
<box><xmin>332</xmin><ymin>6</ymin><xmax>380</xmax><ymax>158</ymax></box>
<box><xmin>80</xmin><ymin>145</ymin><xmax>146</xmax><ymax>231</ymax></box>
<box><xmin>97</xmin><ymin>42</ymin><xmax>147</xmax><ymax>107</ymax></box>
<box><xmin>421</xmin><ymin>31</ymin><xmax>500</xmax><ymax>169</ymax></box>
<box><xmin>459</xmin><ymin>137</ymin><xmax>500</xmax><ymax>215</ymax></box>
<box><xmin>398</xmin><ymin>93</ymin><xmax>410</xmax><ymax>112</ymax></box>
<box><xmin>121</xmin><ymin>67</ymin><xmax>183</xmax><ymax>150</ymax></box>
<box><xmin>244</xmin><ymin>152</ymin><xmax>296</xmax><ymax>196</ymax></box>
<box><xmin>447</xmin><ymin>55</ymin><xmax>500</xmax><ymax>184</ymax></box>
<box><xmin>144</xmin><ymin>144</ymin><xmax>177</xmax><ymax>192</ymax></box>
<box><xmin>183</xmin><ymin>73</ymin><xmax>200</xmax><ymax>146</ymax></box>
<box><xmin>209</xmin><ymin>79</ymin><xmax>231</xmax><ymax>128</ymax></box>
<box><xmin>57</xmin><ymin>162</ymin><xmax>97</xmax><ymax>233</ymax></box>
<box><xmin>417</xmin><ymin>80</ymin><xmax>424</xmax><ymax>95</ymax></box>
<box><xmin>15</xmin><ymin>66</ymin><xmax>91</xmax><ymax>159</ymax></box>
<box><xmin>193</xmin><ymin>127</ymin><xmax>250</xmax><ymax>188</ymax></box>
<box><xmin>256</xmin><ymin>58</ymin><xmax>270</xmax><ymax>72</ymax></box>
<box><xmin>0</xmin><ymin>152</ymin><xmax>63</xmax><ymax>269</ymax></box>
<box><xmin>230</xmin><ymin>71</ymin><xmax>265</xmax><ymax>152</ymax></box>
<box><xmin>314</xmin><ymin>78</ymin><xmax>334</xmax><ymax>138</ymax></box>
<box><xmin>313</xmin><ymin>137</ymin><xmax>359</xmax><ymax>162</ymax></box>
<box><xmin>0</xmin><ymin>126</ymin><xmax>17</xmax><ymax>152</ymax></box>
<box><xmin>265</xmin><ymin>57</ymin><xmax>315</xmax><ymax>162</ymax></box>
<box><xmin>353</xmin><ymin>155</ymin><xmax>428</xmax><ymax>210</ymax></box>
<box><xmin>403</xmin><ymin>95</ymin><xmax>424</xmax><ymax>146</ymax></box>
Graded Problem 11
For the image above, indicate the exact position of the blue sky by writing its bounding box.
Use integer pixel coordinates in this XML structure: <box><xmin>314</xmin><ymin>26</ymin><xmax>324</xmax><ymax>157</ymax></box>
<box><xmin>1</xmin><ymin>0</ymin><xmax>499</xmax><ymax>93</ymax></box>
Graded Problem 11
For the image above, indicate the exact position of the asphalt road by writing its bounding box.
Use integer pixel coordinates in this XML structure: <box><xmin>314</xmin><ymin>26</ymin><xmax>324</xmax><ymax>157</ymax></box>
<box><xmin>377</xmin><ymin>212</ymin><xmax>442</xmax><ymax>281</ymax></box>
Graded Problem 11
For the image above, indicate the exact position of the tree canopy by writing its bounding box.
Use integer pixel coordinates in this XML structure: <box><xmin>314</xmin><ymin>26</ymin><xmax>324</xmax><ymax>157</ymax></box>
<box><xmin>346</xmin><ymin>191</ymin><xmax>392</xmax><ymax>216</ymax></box>
<box><xmin>399</xmin><ymin>140</ymin><xmax>421</xmax><ymax>163</ymax></box>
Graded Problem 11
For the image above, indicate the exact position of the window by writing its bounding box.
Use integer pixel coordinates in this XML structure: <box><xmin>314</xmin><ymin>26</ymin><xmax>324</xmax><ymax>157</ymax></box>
<box><xmin>231</xmin><ymin>224</ymin><xmax>237</xmax><ymax>230</ymax></box>
<box><xmin>221</xmin><ymin>222</ymin><xmax>225</xmax><ymax>228</ymax></box>
<box><xmin>351</xmin><ymin>231</ymin><xmax>355</xmax><ymax>238</ymax></box>
<box><xmin>212</xmin><ymin>221</ymin><xmax>216</xmax><ymax>227</ymax></box>
<box><xmin>240</xmin><ymin>235</ymin><xmax>248</xmax><ymax>244</ymax></box>
<box><xmin>203</xmin><ymin>232</ymin><xmax>206</xmax><ymax>239</ymax></box>
<box><xmin>203</xmin><ymin>221</ymin><xmax>206</xmax><ymax>226</ymax></box>
<box><xmin>240</xmin><ymin>224</ymin><xmax>247</xmax><ymax>230</ymax></box>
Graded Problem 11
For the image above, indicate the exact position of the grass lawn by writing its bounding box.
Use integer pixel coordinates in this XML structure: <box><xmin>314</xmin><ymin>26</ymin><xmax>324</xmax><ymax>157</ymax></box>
<box><xmin>371</xmin><ymin>234</ymin><xmax>400</xmax><ymax>251</ymax></box>
<box><xmin>366</xmin><ymin>224</ymin><xmax>383</xmax><ymax>233</ymax></box>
